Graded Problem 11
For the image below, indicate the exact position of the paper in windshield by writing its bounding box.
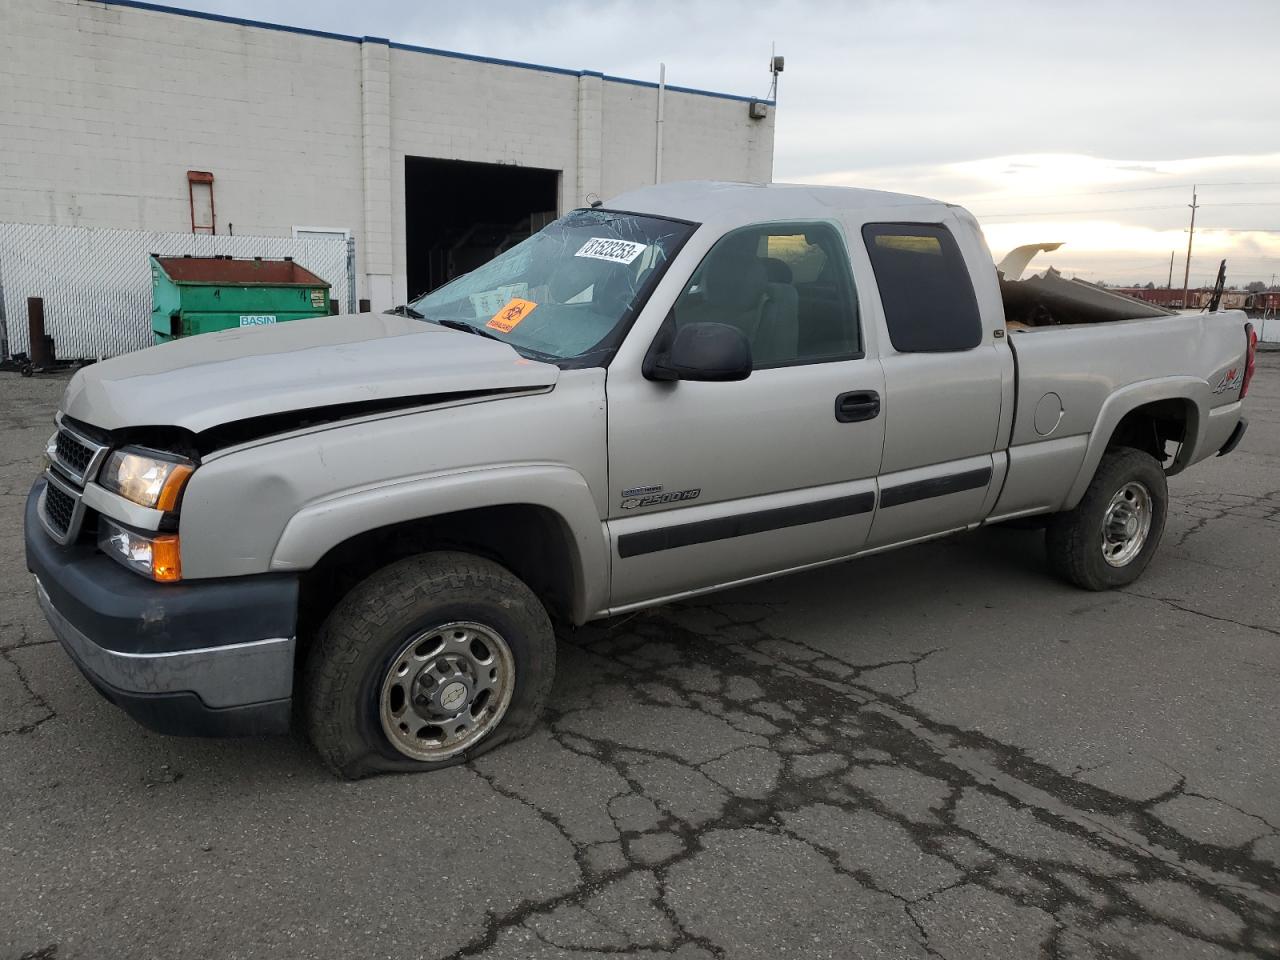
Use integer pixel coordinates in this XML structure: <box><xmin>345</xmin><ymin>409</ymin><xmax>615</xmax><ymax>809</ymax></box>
<box><xmin>575</xmin><ymin>238</ymin><xmax>646</xmax><ymax>265</ymax></box>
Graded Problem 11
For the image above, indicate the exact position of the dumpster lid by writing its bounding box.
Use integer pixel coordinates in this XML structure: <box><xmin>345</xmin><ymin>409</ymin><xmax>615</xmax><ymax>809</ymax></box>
<box><xmin>152</xmin><ymin>255</ymin><xmax>330</xmax><ymax>288</ymax></box>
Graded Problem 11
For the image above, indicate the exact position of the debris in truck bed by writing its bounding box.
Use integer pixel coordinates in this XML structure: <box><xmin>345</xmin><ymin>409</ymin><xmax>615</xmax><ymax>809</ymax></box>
<box><xmin>1002</xmin><ymin>266</ymin><xmax>1174</xmax><ymax>328</ymax></box>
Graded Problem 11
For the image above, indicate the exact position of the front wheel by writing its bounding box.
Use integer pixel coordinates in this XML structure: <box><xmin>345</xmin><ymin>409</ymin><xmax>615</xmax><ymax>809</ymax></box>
<box><xmin>1045</xmin><ymin>448</ymin><xmax>1168</xmax><ymax>591</ymax></box>
<box><xmin>303</xmin><ymin>551</ymin><xmax>556</xmax><ymax>779</ymax></box>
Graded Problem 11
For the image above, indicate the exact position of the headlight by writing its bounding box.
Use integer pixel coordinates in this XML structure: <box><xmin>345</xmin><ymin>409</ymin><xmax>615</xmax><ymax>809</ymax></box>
<box><xmin>98</xmin><ymin>517</ymin><xmax>182</xmax><ymax>582</ymax></box>
<box><xmin>99</xmin><ymin>447</ymin><xmax>194</xmax><ymax>510</ymax></box>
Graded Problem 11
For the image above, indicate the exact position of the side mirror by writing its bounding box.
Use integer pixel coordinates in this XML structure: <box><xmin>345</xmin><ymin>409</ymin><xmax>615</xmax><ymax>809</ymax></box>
<box><xmin>644</xmin><ymin>322</ymin><xmax>752</xmax><ymax>382</ymax></box>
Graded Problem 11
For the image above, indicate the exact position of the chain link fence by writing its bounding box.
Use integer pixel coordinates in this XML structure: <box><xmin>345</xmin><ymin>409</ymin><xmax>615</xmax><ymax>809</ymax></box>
<box><xmin>0</xmin><ymin>223</ymin><xmax>356</xmax><ymax>360</ymax></box>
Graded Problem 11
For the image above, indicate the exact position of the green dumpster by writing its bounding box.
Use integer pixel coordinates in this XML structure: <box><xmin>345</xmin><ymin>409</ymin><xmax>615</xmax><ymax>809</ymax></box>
<box><xmin>150</xmin><ymin>254</ymin><xmax>332</xmax><ymax>343</ymax></box>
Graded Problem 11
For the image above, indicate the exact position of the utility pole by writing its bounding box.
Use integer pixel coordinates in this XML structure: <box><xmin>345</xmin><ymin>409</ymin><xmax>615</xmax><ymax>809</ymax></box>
<box><xmin>1167</xmin><ymin>251</ymin><xmax>1174</xmax><ymax>289</ymax></box>
<box><xmin>1181</xmin><ymin>186</ymin><xmax>1198</xmax><ymax>309</ymax></box>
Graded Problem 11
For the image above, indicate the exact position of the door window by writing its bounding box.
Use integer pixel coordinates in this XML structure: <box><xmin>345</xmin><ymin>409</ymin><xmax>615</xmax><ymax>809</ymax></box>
<box><xmin>862</xmin><ymin>223</ymin><xmax>982</xmax><ymax>352</ymax></box>
<box><xmin>672</xmin><ymin>222</ymin><xmax>860</xmax><ymax>368</ymax></box>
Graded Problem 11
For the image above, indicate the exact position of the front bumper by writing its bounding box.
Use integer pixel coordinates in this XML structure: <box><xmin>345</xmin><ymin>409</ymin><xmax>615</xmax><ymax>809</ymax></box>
<box><xmin>24</xmin><ymin>481</ymin><xmax>299</xmax><ymax>737</ymax></box>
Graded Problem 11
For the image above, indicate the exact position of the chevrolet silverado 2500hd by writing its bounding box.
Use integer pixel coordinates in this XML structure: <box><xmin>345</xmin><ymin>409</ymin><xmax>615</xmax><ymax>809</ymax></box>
<box><xmin>25</xmin><ymin>181</ymin><xmax>1256</xmax><ymax>778</ymax></box>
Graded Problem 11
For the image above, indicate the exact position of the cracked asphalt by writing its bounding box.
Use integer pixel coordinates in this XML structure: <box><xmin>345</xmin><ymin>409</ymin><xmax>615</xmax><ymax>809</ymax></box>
<box><xmin>2</xmin><ymin>357</ymin><xmax>1278</xmax><ymax>960</ymax></box>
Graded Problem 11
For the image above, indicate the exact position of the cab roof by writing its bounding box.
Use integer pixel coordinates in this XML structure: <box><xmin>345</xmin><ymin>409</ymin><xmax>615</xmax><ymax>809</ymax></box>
<box><xmin>604</xmin><ymin>180</ymin><xmax>949</xmax><ymax>230</ymax></box>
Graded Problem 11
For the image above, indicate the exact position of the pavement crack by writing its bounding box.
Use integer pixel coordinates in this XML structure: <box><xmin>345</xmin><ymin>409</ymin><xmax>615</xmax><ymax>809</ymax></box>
<box><xmin>634</xmin><ymin>604</ymin><xmax>1280</xmax><ymax>948</ymax></box>
<box><xmin>0</xmin><ymin>646</ymin><xmax>57</xmax><ymax>737</ymax></box>
<box><xmin>1120</xmin><ymin>590</ymin><xmax>1280</xmax><ymax>639</ymax></box>
<box><xmin>1182</xmin><ymin>789</ymin><xmax>1280</xmax><ymax>838</ymax></box>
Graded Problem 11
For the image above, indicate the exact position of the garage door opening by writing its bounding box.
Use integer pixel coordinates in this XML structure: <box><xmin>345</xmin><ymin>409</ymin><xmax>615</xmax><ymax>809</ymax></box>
<box><xmin>405</xmin><ymin>157</ymin><xmax>560</xmax><ymax>299</ymax></box>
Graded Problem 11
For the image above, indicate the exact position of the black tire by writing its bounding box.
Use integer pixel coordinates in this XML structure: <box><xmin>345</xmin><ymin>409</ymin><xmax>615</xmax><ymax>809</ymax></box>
<box><xmin>1045</xmin><ymin>447</ymin><xmax>1168</xmax><ymax>591</ymax></box>
<box><xmin>303</xmin><ymin>551</ymin><xmax>555</xmax><ymax>779</ymax></box>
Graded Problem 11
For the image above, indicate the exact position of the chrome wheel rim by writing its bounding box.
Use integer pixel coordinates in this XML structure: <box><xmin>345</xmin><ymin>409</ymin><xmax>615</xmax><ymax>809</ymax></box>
<box><xmin>379</xmin><ymin>621</ymin><xmax>515</xmax><ymax>762</ymax></box>
<box><xmin>1101</xmin><ymin>481</ymin><xmax>1152</xmax><ymax>567</ymax></box>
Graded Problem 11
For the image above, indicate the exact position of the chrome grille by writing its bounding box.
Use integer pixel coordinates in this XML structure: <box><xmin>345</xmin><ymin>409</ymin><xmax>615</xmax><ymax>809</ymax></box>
<box><xmin>55</xmin><ymin>430</ymin><xmax>94</xmax><ymax>477</ymax></box>
<box><xmin>47</xmin><ymin>418</ymin><xmax>110</xmax><ymax>487</ymax></box>
<box><xmin>40</xmin><ymin>469</ymin><xmax>88</xmax><ymax>545</ymax></box>
<box><xmin>43</xmin><ymin>482</ymin><xmax>75</xmax><ymax>535</ymax></box>
<box><xmin>41</xmin><ymin>415</ymin><xmax>107</xmax><ymax>545</ymax></box>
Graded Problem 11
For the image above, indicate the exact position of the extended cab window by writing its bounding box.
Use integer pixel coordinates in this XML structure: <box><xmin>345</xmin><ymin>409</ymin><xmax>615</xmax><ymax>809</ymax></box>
<box><xmin>862</xmin><ymin>223</ymin><xmax>982</xmax><ymax>352</ymax></box>
<box><xmin>672</xmin><ymin>221</ymin><xmax>859</xmax><ymax>368</ymax></box>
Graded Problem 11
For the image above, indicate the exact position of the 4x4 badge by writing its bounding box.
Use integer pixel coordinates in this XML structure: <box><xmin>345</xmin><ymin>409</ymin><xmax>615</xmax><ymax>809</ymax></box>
<box><xmin>1212</xmin><ymin>368</ymin><xmax>1242</xmax><ymax>394</ymax></box>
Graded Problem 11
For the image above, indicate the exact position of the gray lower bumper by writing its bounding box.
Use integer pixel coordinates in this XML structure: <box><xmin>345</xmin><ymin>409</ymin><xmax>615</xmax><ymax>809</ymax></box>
<box><xmin>36</xmin><ymin>577</ymin><xmax>294</xmax><ymax>712</ymax></box>
<box><xmin>1217</xmin><ymin>416</ymin><xmax>1248</xmax><ymax>457</ymax></box>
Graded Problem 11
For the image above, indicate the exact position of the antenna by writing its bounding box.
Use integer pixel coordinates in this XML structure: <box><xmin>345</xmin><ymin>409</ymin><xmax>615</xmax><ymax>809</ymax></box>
<box><xmin>768</xmin><ymin>41</ymin><xmax>784</xmax><ymax>102</ymax></box>
<box><xmin>655</xmin><ymin>62</ymin><xmax>666</xmax><ymax>184</ymax></box>
<box><xmin>750</xmin><ymin>43</ymin><xmax>783</xmax><ymax>120</ymax></box>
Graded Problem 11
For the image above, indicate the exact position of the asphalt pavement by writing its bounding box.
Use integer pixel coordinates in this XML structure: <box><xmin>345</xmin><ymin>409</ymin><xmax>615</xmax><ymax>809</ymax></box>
<box><xmin>1</xmin><ymin>357</ymin><xmax>1278</xmax><ymax>959</ymax></box>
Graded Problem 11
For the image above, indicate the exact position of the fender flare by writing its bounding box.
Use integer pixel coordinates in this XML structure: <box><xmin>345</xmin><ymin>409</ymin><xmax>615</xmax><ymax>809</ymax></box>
<box><xmin>269</xmin><ymin>464</ymin><xmax>608</xmax><ymax>624</ymax></box>
<box><xmin>1064</xmin><ymin>376</ymin><xmax>1207</xmax><ymax>509</ymax></box>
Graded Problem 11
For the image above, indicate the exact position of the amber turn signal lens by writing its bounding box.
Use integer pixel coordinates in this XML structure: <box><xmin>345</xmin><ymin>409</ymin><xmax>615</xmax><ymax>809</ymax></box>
<box><xmin>98</xmin><ymin>517</ymin><xmax>182</xmax><ymax>582</ymax></box>
<box><xmin>155</xmin><ymin>464</ymin><xmax>194</xmax><ymax>512</ymax></box>
<box><xmin>151</xmin><ymin>535</ymin><xmax>182</xmax><ymax>582</ymax></box>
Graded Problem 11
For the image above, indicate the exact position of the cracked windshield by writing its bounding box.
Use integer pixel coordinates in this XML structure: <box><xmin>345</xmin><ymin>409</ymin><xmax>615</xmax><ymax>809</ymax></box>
<box><xmin>410</xmin><ymin>209</ymin><xmax>693</xmax><ymax>363</ymax></box>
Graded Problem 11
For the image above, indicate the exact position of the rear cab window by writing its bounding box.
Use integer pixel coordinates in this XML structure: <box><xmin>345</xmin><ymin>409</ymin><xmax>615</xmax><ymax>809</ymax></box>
<box><xmin>861</xmin><ymin>223</ymin><xmax>982</xmax><ymax>352</ymax></box>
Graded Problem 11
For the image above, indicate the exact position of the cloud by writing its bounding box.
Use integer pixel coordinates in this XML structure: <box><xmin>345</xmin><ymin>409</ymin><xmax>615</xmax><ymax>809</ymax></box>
<box><xmin>803</xmin><ymin>151</ymin><xmax>1280</xmax><ymax>283</ymax></box>
<box><xmin>153</xmin><ymin>0</ymin><xmax>1280</xmax><ymax>282</ymax></box>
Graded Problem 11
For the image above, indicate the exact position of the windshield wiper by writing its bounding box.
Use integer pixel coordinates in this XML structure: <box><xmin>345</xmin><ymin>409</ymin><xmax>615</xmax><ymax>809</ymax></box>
<box><xmin>384</xmin><ymin>304</ymin><xmax>425</xmax><ymax>319</ymax></box>
<box><xmin>422</xmin><ymin>316</ymin><xmax>558</xmax><ymax>362</ymax></box>
<box><xmin>429</xmin><ymin>317</ymin><xmax>504</xmax><ymax>342</ymax></box>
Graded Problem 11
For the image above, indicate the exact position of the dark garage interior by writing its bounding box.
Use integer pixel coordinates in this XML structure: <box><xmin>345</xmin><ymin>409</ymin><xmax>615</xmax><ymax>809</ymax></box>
<box><xmin>405</xmin><ymin>156</ymin><xmax>560</xmax><ymax>298</ymax></box>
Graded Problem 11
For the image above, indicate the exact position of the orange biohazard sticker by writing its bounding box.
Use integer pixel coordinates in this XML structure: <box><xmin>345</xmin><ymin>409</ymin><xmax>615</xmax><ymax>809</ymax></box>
<box><xmin>487</xmin><ymin>298</ymin><xmax>537</xmax><ymax>333</ymax></box>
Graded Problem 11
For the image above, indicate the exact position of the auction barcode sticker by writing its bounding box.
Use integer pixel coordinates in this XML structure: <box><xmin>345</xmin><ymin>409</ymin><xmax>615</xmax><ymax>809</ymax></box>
<box><xmin>574</xmin><ymin>238</ymin><xmax>646</xmax><ymax>264</ymax></box>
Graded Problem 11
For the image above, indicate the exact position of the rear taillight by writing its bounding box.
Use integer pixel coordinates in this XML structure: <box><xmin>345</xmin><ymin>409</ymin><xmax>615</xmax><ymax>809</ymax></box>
<box><xmin>1241</xmin><ymin>323</ymin><xmax>1258</xmax><ymax>399</ymax></box>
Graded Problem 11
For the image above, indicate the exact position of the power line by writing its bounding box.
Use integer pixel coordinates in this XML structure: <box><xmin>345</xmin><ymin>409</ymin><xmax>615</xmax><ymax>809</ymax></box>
<box><xmin>976</xmin><ymin>203</ymin><xmax>1181</xmax><ymax>218</ymax></box>
<box><xmin>964</xmin><ymin>178</ymin><xmax>1280</xmax><ymax>204</ymax></box>
<box><xmin>975</xmin><ymin>201</ymin><xmax>1280</xmax><ymax>219</ymax></box>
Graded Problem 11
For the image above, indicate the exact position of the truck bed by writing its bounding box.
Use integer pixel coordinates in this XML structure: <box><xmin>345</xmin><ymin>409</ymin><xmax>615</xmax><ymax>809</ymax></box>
<box><xmin>992</xmin><ymin>309</ymin><xmax>1250</xmax><ymax>521</ymax></box>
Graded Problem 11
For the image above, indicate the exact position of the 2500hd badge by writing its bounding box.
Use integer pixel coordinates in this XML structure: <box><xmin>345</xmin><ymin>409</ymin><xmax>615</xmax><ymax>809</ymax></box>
<box><xmin>620</xmin><ymin>488</ymin><xmax>701</xmax><ymax>510</ymax></box>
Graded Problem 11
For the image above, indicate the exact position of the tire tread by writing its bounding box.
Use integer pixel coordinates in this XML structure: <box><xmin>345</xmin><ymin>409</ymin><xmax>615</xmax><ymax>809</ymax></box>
<box><xmin>302</xmin><ymin>551</ymin><xmax>554</xmax><ymax>779</ymax></box>
<box><xmin>1046</xmin><ymin>447</ymin><xmax>1167</xmax><ymax>591</ymax></box>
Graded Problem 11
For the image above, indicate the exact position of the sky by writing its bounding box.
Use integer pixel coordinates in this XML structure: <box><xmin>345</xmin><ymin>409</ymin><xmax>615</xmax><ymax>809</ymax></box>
<box><xmin>172</xmin><ymin>0</ymin><xmax>1280</xmax><ymax>286</ymax></box>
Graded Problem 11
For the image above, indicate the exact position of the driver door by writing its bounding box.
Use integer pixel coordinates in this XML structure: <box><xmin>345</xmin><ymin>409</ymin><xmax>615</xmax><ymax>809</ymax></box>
<box><xmin>605</xmin><ymin>221</ymin><xmax>885</xmax><ymax>610</ymax></box>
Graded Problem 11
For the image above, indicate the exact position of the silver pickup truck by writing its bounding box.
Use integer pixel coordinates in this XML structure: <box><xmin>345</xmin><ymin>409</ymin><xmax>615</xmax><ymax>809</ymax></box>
<box><xmin>25</xmin><ymin>181</ymin><xmax>1256</xmax><ymax>778</ymax></box>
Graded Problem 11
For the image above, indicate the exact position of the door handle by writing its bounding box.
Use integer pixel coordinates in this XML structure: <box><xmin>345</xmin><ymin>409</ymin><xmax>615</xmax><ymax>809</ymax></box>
<box><xmin>834</xmin><ymin>390</ymin><xmax>880</xmax><ymax>423</ymax></box>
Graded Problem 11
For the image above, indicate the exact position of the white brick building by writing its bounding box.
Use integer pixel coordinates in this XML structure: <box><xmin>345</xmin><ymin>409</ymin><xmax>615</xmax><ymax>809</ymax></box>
<box><xmin>0</xmin><ymin>0</ymin><xmax>775</xmax><ymax>310</ymax></box>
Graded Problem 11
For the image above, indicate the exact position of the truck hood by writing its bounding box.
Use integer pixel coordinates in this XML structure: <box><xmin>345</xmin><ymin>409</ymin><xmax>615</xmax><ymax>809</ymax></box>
<box><xmin>61</xmin><ymin>312</ymin><xmax>559</xmax><ymax>433</ymax></box>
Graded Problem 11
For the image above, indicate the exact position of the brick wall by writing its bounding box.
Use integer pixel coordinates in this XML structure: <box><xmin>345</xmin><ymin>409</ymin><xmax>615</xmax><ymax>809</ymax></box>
<box><xmin>0</xmin><ymin>0</ymin><xmax>775</xmax><ymax>309</ymax></box>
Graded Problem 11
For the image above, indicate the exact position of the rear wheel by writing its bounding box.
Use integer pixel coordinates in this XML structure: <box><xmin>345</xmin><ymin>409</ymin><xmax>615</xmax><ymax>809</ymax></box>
<box><xmin>1046</xmin><ymin>448</ymin><xmax>1168</xmax><ymax>590</ymax></box>
<box><xmin>304</xmin><ymin>551</ymin><xmax>555</xmax><ymax>779</ymax></box>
